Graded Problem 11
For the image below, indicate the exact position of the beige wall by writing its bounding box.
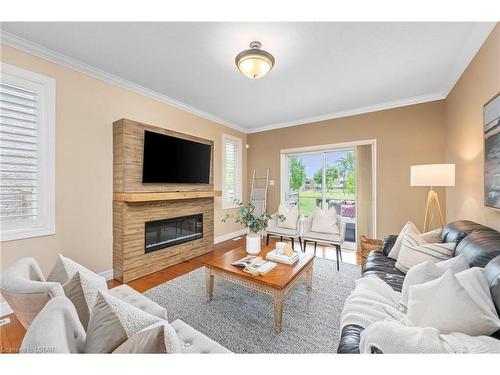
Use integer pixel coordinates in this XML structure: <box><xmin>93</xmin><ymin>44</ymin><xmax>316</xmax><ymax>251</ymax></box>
<box><xmin>247</xmin><ymin>101</ymin><xmax>447</xmax><ymax>238</ymax></box>
<box><xmin>0</xmin><ymin>44</ymin><xmax>246</xmax><ymax>275</ymax></box>
<box><xmin>444</xmin><ymin>24</ymin><xmax>500</xmax><ymax>232</ymax></box>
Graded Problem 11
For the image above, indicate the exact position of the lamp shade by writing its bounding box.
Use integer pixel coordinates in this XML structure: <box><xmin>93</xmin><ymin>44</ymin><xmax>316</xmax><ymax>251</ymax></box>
<box><xmin>410</xmin><ymin>164</ymin><xmax>455</xmax><ymax>187</ymax></box>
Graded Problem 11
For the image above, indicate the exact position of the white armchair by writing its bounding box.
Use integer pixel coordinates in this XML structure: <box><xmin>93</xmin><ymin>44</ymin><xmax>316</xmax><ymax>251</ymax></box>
<box><xmin>0</xmin><ymin>257</ymin><xmax>64</xmax><ymax>328</ymax></box>
<box><xmin>302</xmin><ymin>216</ymin><xmax>346</xmax><ymax>270</ymax></box>
<box><xmin>265</xmin><ymin>212</ymin><xmax>305</xmax><ymax>251</ymax></box>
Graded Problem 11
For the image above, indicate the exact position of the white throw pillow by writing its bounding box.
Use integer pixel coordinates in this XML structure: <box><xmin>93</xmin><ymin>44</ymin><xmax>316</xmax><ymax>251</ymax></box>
<box><xmin>406</xmin><ymin>268</ymin><xmax>500</xmax><ymax>336</ymax></box>
<box><xmin>62</xmin><ymin>271</ymin><xmax>108</xmax><ymax>329</ymax></box>
<box><xmin>113</xmin><ymin>321</ymin><xmax>181</xmax><ymax>353</ymax></box>
<box><xmin>47</xmin><ymin>254</ymin><xmax>99</xmax><ymax>284</ymax></box>
<box><xmin>399</xmin><ymin>255</ymin><xmax>469</xmax><ymax>312</ymax></box>
<box><xmin>85</xmin><ymin>291</ymin><xmax>163</xmax><ymax>353</ymax></box>
<box><xmin>418</xmin><ymin>228</ymin><xmax>442</xmax><ymax>244</ymax></box>
<box><xmin>277</xmin><ymin>203</ymin><xmax>299</xmax><ymax>229</ymax></box>
<box><xmin>435</xmin><ymin>253</ymin><xmax>469</xmax><ymax>271</ymax></box>
<box><xmin>387</xmin><ymin>221</ymin><xmax>420</xmax><ymax>260</ymax></box>
<box><xmin>395</xmin><ymin>232</ymin><xmax>455</xmax><ymax>273</ymax></box>
<box><xmin>310</xmin><ymin>207</ymin><xmax>339</xmax><ymax>234</ymax></box>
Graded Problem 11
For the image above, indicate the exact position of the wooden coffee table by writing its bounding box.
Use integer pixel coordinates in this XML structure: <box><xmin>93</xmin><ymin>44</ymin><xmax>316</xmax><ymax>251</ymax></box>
<box><xmin>203</xmin><ymin>244</ymin><xmax>314</xmax><ymax>332</ymax></box>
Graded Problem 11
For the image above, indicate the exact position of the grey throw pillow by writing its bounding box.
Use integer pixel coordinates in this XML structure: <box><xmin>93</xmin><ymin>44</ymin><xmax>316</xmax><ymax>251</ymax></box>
<box><xmin>85</xmin><ymin>291</ymin><xmax>163</xmax><ymax>353</ymax></box>
<box><xmin>62</xmin><ymin>271</ymin><xmax>108</xmax><ymax>329</ymax></box>
<box><xmin>47</xmin><ymin>254</ymin><xmax>99</xmax><ymax>284</ymax></box>
<box><xmin>113</xmin><ymin>321</ymin><xmax>181</xmax><ymax>353</ymax></box>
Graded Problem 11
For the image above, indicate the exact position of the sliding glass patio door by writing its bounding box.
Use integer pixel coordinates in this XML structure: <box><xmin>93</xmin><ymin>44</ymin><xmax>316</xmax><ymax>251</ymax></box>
<box><xmin>283</xmin><ymin>149</ymin><xmax>356</xmax><ymax>217</ymax></box>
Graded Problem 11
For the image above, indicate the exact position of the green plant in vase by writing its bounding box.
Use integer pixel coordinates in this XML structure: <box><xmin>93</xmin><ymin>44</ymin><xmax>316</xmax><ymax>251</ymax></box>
<box><xmin>223</xmin><ymin>201</ymin><xmax>285</xmax><ymax>254</ymax></box>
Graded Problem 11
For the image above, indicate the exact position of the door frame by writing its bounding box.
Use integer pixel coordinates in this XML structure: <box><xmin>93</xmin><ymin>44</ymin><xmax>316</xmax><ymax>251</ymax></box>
<box><xmin>280</xmin><ymin>139</ymin><xmax>377</xmax><ymax>237</ymax></box>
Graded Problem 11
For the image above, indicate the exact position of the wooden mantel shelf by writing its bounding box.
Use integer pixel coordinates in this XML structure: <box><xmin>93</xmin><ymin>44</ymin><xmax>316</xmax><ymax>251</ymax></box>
<box><xmin>113</xmin><ymin>190</ymin><xmax>222</xmax><ymax>203</ymax></box>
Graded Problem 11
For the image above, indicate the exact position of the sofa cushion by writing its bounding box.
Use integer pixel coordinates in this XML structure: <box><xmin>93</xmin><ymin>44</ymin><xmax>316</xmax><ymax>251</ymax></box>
<box><xmin>302</xmin><ymin>231</ymin><xmax>341</xmax><ymax>243</ymax></box>
<box><xmin>108</xmin><ymin>284</ymin><xmax>168</xmax><ymax>320</ymax></box>
<box><xmin>20</xmin><ymin>296</ymin><xmax>86</xmax><ymax>353</ymax></box>
<box><xmin>362</xmin><ymin>251</ymin><xmax>405</xmax><ymax>292</ymax></box>
<box><xmin>170</xmin><ymin>319</ymin><xmax>231</xmax><ymax>353</ymax></box>
<box><xmin>266</xmin><ymin>226</ymin><xmax>299</xmax><ymax>237</ymax></box>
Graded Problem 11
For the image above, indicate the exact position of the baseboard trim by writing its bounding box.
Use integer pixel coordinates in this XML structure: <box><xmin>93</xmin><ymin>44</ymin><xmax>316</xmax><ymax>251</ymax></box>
<box><xmin>99</xmin><ymin>269</ymin><xmax>114</xmax><ymax>281</ymax></box>
<box><xmin>1</xmin><ymin>301</ymin><xmax>13</xmax><ymax>317</ymax></box>
<box><xmin>214</xmin><ymin>229</ymin><xmax>247</xmax><ymax>244</ymax></box>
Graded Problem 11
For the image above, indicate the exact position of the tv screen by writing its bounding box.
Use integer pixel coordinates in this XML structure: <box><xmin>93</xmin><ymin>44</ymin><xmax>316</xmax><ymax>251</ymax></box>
<box><xmin>142</xmin><ymin>130</ymin><xmax>211</xmax><ymax>184</ymax></box>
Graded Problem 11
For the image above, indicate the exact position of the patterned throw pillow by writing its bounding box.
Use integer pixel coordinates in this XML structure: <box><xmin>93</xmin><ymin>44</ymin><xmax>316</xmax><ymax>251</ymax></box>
<box><xmin>395</xmin><ymin>232</ymin><xmax>455</xmax><ymax>273</ymax></box>
<box><xmin>340</xmin><ymin>204</ymin><xmax>356</xmax><ymax>218</ymax></box>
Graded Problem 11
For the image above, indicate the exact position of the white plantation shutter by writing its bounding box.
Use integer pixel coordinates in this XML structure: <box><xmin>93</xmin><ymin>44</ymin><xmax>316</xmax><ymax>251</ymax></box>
<box><xmin>0</xmin><ymin>64</ymin><xmax>55</xmax><ymax>241</ymax></box>
<box><xmin>222</xmin><ymin>134</ymin><xmax>242</xmax><ymax>208</ymax></box>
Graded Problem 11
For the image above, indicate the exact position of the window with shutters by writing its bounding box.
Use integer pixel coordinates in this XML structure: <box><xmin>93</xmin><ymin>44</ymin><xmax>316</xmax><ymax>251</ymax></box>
<box><xmin>0</xmin><ymin>64</ymin><xmax>55</xmax><ymax>241</ymax></box>
<box><xmin>222</xmin><ymin>134</ymin><xmax>242</xmax><ymax>209</ymax></box>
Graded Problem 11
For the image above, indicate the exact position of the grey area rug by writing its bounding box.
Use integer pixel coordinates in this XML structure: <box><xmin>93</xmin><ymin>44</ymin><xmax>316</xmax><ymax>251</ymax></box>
<box><xmin>144</xmin><ymin>258</ymin><xmax>360</xmax><ymax>353</ymax></box>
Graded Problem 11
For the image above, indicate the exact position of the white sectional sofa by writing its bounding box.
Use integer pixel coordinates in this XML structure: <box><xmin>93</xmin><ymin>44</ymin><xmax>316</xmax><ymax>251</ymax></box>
<box><xmin>1</xmin><ymin>257</ymin><xmax>230</xmax><ymax>354</ymax></box>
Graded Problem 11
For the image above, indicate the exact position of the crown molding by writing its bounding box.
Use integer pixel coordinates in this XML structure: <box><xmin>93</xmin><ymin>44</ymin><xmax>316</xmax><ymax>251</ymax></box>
<box><xmin>248</xmin><ymin>92</ymin><xmax>445</xmax><ymax>133</ymax></box>
<box><xmin>0</xmin><ymin>30</ymin><xmax>248</xmax><ymax>134</ymax></box>
<box><xmin>1</xmin><ymin>23</ymin><xmax>495</xmax><ymax>135</ymax></box>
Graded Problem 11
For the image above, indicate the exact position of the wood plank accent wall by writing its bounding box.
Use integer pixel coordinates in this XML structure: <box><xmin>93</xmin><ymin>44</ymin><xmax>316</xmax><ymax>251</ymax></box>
<box><xmin>113</xmin><ymin>198</ymin><xmax>214</xmax><ymax>282</ymax></box>
<box><xmin>113</xmin><ymin>119</ymin><xmax>215</xmax><ymax>282</ymax></box>
<box><xmin>113</xmin><ymin>118</ymin><xmax>214</xmax><ymax>193</ymax></box>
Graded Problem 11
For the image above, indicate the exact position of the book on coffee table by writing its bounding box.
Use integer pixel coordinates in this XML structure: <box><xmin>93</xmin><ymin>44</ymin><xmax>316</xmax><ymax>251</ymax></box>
<box><xmin>232</xmin><ymin>255</ymin><xmax>277</xmax><ymax>276</ymax></box>
<box><xmin>266</xmin><ymin>249</ymin><xmax>300</xmax><ymax>265</ymax></box>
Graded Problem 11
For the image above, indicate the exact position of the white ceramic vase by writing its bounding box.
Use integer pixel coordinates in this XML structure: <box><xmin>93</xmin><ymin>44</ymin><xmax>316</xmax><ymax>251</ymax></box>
<box><xmin>246</xmin><ymin>232</ymin><xmax>261</xmax><ymax>255</ymax></box>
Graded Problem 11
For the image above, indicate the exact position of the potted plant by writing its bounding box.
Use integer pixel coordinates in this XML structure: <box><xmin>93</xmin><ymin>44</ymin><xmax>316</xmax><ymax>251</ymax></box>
<box><xmin>223</xmin><ymin>201</ymin><xmax>281</xmax><ymax>255</ymax></box>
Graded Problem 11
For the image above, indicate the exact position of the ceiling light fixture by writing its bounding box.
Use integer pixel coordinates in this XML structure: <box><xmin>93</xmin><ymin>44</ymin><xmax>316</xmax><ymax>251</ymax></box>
<box><xmin>235</xmin><ymin>41</ymin><xmax>275</xmax><ymax>79</ymax></box>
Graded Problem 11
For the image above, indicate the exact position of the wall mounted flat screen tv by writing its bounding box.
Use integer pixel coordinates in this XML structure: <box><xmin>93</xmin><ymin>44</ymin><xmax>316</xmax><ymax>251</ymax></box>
<box><xmin>142</xmin><ymin>130</ymin><xmax>211</xmax><ymax>184</ymax></box>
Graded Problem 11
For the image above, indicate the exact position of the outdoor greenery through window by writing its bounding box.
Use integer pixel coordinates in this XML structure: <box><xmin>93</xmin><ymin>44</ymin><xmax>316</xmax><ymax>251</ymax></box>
<box><xmin>285</xmin><ymin>149</ymin><xmax>355</xmax><ymax>216</ymax></box>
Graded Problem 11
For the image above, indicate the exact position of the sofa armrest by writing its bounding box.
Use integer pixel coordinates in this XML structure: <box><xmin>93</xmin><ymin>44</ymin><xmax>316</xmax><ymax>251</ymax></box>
<box><xmin>338</xmin><ymin>218</ymin><xmax>347</xmax><ymax>243</ymax></box>
<box><xmin>303</xmin><ymin>215</ymin><xmax>313</xmax><ymax>233</ymax></box>
<box><xmin>298</xmin><ymin>215</ymin><xmax>306</xmax><ymax>236</ymax></box>
<box><xmin>266</xmin><ymin>213</ymin><xmax>278</xmax><ymax>230</ymax></box>
<box><xmin>382</xmin><ymin>235</ymin><xmax>398</xmax><ymax>256</ymax></box>
<box><xmin>337</xmin><ymin>324</ymin><xmax>363</xmax><ymax>353</ymax></box>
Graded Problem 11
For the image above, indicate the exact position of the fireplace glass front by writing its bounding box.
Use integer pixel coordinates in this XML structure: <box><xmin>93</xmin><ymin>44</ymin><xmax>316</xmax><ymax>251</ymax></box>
<box><xmin>145</xmin><ymin>214</ymin><xmax>203</xmax><ymax>253</ymax></box>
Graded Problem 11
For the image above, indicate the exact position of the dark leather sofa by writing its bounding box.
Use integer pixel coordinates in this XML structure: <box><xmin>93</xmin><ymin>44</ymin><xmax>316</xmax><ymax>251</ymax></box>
<box><xmin>337</xmin><ymin>220</ymin><xmax>500</xmax><ymax>353</ymax></box>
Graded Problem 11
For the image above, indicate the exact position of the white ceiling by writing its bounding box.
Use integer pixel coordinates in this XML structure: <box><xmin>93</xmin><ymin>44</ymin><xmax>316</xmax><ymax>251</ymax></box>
<box><xmin>1</xmin><ymin>22</ymin><xmax>495</xmax><ymax>133</ymax></box>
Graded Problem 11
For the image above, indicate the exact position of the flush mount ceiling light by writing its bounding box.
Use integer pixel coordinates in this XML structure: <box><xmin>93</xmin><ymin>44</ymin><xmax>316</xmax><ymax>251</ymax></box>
<box><xmin>235</xmin><ymin>41</ymin><xmax>275</xmax><ymax>79</ymax></box>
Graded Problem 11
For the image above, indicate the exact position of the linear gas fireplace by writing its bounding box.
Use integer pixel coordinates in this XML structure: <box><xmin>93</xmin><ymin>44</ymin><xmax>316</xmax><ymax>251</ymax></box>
<box><xmin>145</xmin><ymin>214</ymin><xmax>203</xmax><ymax>253</ymax></box>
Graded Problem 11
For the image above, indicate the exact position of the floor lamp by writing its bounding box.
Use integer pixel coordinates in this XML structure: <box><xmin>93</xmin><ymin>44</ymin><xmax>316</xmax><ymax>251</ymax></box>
<box><xmin>410</xmin><ymin>164</ymin><xmax>455</xmax><ymax>232</ymax></box>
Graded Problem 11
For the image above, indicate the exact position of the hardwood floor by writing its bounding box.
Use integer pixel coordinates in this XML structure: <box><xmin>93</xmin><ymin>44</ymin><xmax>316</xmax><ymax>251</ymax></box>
<box><xmin>0</xmin><ymin>235</ymin><xmax>361</xmax><ymax>353</ymax></box>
